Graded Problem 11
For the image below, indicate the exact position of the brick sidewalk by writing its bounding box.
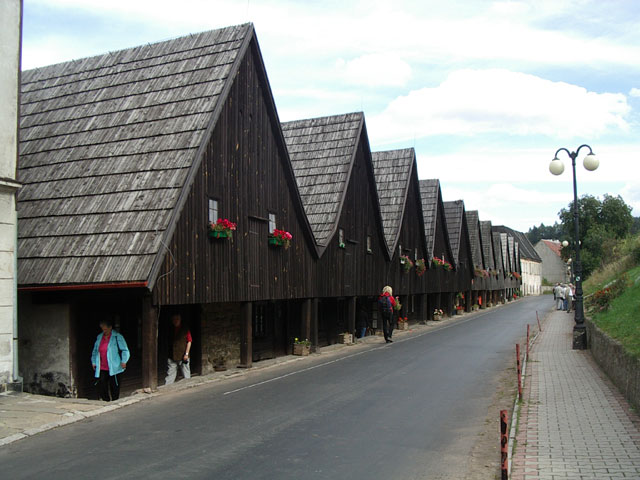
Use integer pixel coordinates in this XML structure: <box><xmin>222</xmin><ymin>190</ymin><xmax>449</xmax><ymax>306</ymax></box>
<box><xmin>512</xmin><ymin>310</ymin><xmax>640</xmax><ymax>479</ymax></box>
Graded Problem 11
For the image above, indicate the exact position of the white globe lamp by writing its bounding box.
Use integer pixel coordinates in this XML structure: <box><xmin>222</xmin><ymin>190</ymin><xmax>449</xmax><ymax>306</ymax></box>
<box><xmin>583</xmin><ymin>153</ymin><xmax>599</xmax><ymax>171</ymax></box>
<box><xmin>549</xmin><ymin>158</ymin><xmax>565</xmax><ymax>175</ymax></box>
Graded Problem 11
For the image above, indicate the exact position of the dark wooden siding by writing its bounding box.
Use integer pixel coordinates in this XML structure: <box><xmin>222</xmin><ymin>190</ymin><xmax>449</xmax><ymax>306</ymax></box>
<box><xmin>153</xmin><ymin>40</ymin><xmax>316</xmax><ymax>305</ymax></box>
<box><xmin>316</xmin><ymin>136</ymin><xmax>388</xmax><ymax>298</ymax></box>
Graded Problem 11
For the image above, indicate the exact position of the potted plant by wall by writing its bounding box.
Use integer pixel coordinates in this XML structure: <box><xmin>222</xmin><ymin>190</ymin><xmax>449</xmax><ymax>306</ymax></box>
<box><xmin>415</xmin><ymin>258</ymin><xmax>426</xmax><ymax>277</ymax></box>
<box><xmin>293</xmin><ymin>338</ymin><xmax>311</xmax><ymax>356</ymax></box>
<box><xmin>269</xmin><ymin>228</ymin><xmax>292</xmax><ymax>249</ymax></box>
<box><xmin>433</xmin><ymin>308</ymin><xmax>444</xmax><ymax>321</ymax></box>
<box><xmin>400</xmin><ymin>255</ymin><xmax>414</xmax><ymax>273</ymax></box>
<box><xmin>208</xmin><ymin>218</ymin><xmax>237</xmax><ymax>239</ymax></box>
<box><xmin>397</xmin><ymin>316</ymin><xmax>409</xmax><ymax>330</ymax></box>
<box><xmin>337</xmin><ymin>332</ymin><xmax>353</xmax><ymax>344</ymax></box>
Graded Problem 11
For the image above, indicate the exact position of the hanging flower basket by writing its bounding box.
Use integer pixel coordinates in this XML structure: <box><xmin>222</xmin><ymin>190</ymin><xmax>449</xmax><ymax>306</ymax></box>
<box><xmin>400</xmin><ymin>255</ymin><xmax>413</xmax><ymax>273</ymax></box>
<box><xmin>208</xmin><ymin>218</ymin><xmax>236</xmax><ymax>239</ymax></box>
<box><xmin>269</xmin><ymin>229</ymin><xmax>292</xmax><ymax>249</ymax></box>
<box><xmin>415</xmin><ymin>258</ymin><xmax>426</xmax><ymax>276</ymax></box>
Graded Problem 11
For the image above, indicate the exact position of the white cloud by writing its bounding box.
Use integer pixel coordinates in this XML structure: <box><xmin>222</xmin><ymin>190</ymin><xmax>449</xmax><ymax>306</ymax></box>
<box><xmin>369</xmin><ymin>69</ymin><xmax>630</xmax><ymax>143</ymax></box>
<box><xmin>620</xmin><ymin>182</ymin><xmax>640</xmax><ymax>216</ymax></box>
<box><xmin>630</xmin><ymin>88</ymin><xmax>640</xmax><ymax>98</ymax></box>
<box><xmin>335</xmin><ymin>53</ymin><xmax>412</xmax><ymax>87</ymax></box>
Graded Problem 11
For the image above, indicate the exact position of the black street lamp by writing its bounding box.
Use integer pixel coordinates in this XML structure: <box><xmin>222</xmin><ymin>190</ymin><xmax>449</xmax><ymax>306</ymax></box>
<box><xmin>549</xmin><ymin>144</ymin><xmax>599</xmax><ymax>349</ymax></box>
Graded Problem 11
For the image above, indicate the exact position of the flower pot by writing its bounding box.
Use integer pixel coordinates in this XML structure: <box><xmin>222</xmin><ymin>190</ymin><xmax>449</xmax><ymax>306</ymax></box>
<box><xmin>293</xmin><ymin>344</ymin><xmax>310</xmax><ymax>356</ymax></box>
<box><xmin>433</xmin><ymin>314</ymin><xmax>442</xmax><ymax>321</ymax></box>
<box><xmin>269</xmin><ymin>237</ymin><xmax>282</xmax><ymax>247</ymax></box>
<box><xmin>397</xmin><ymin>322</ymin><xmax>409</xmax><ymax>330</ymax></box>
<box><xmin>209</xmin><ymin>230</ymin><xmax>229</xmax><ymax>239</ymax></box>
<box><xmin>472</xmin><ymin>305</ymin><xmax>480</xmax><ymax>311</ymax></box>
<box><xmin>338</xmin><ymin>333</ymin><xmax>353</xmax><ymax>344</ymax></box>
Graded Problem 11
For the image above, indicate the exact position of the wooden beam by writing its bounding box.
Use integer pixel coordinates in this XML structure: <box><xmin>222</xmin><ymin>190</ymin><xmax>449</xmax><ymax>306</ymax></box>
<box><xmin>310</xmin><ymin>298</ymin><xmax>318</xmax><ymax>352</ymax></box>
<box><xmin>142</xmin><ymin>295</ymin><xmax>158</xmax><ymax>391</ymax></box>
<box><xmin>347</xmin><ymin>297</ymin><xmax>356</xmax><ymax>336</ymax></box>
<box><xmin>240</xmin><ymin>302</ymin><xmax>252</xmax><ymax>368</ymax></box>
<box><xmin>302</xmin><ymin>299</ymin><xmax>311</xmax><ymax>342</ymax></box>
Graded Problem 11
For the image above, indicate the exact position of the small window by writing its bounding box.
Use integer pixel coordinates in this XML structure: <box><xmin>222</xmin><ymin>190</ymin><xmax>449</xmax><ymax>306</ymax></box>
<box><xmin>366</xmin><ymin>235</ymin><xmax>372</xmax><ymax>254</ymax></box>
<box><xmin>208</xmin><ymin>199</ymin><xmax>219</xmax><ymax>224</ymax></box>
<box><xmin>268</xmin><ymin>213</ymin><xmax>276</xmax><ymax>234</ymax></box>
<box><xmin>398</xmin><ymin>245</ymin><xmax>402</xmax><ymax>257</ymax></box>
<box><xmin>339</xmin><ymin>229</ymin><xmax>344</xmax><ymax>243</ymax></box>
<box><xmin>414</xmin><ymin>248</ymin><xmax>418</xmax><ymax>261</ymax></box>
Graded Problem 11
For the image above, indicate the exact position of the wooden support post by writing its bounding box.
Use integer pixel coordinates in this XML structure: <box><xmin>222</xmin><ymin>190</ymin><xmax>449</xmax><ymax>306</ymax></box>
<box><xmin>310</xmin><ymin>298</ymin><xmax>319</xmax><ymax>353</ymax></box>
<box><xmin>420</xmin><ymin>294</ymin><xmax>428</xmax><ymax>323</ymax></box>
<box><xmin>142</xmin><ymin>295</ymin><xmax>158</xmax><ymax>391</ymax></box>
<box><xmin>526</xmin><ymin>324</ymin><xmax>530</xmax><ymax>357</ymax></box>
<box><xmin>240</xmin><ymin>302</ymin><xmax>252</xmax><ymax>368</ymax></box>
<box><xmin>516</xmin><ymin>343</ymin><xmax>522</xmax><ymax>400</ymax></box>
<box><xmin>500</xmin><ymin>409</ymin><xmax>509</xmax><ymax>480</ymax></box>
<box><xmin>347</xmin><ymin>296</ymin><xmax>356</xmax><ymax>336</ymax></box>
<box><xmin>536</xmin><ymin>310</ymin><xmax>542</xmax><ymax>332</ymax></box>
<box><xmin>301</xmin><ymin>298</ymin><xmax>311</xmax><ymax>342</ymax></box>
<box><xmin>465</xmin><ymin>290</ymin><xmax>472</xmax><ymax>312</ymax></box>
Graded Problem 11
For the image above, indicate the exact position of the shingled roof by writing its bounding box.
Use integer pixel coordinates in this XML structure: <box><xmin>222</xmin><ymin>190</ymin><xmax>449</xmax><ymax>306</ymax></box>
<box><xmin>18</xmin><ymin>24</ymin><xmax>254</xmax><ymax>286</ymax></box>
<box><xmin>493</xmin><ymin>225</ymin><xmax>542</xmax><ymax>263</ymax></box>
<box><xmin>419</xmin><ymin>179</ymin><xmax>440</xmax><ymax>259</ymax></box>
<box><xmin>371</xmin><ymin>148</ymin><xmax>414</xmax><ymax>252</ymax></box>
<box><xmin>492</xmin><ymin>232</ymin><xmax>505</xmax><ymax>273</ymax></box>
<box><xmin>479</xmin><ymin>221</ymin><xmax>496</xmax><ymax>271</ymax></box>
<box><xmin>281</xmin><ymin>113</ymin><xmax>363</xmax><ymax>248</ymax></box>
<box><xmin>466</xmin><ymin>210</ymin><xmax>483</xmax><ymax>269</ymax></box>
<box><xmin>443</xmin><ymin>200</ymin><xmax>464</xmax><ymax>266</ymax></box>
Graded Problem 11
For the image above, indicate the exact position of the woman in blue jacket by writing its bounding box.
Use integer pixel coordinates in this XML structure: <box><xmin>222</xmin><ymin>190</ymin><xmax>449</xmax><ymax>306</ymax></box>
<box><xmin>91</xmin><ymin>318</ymin><xmax>130</xmax><ymax>401</ymax></box>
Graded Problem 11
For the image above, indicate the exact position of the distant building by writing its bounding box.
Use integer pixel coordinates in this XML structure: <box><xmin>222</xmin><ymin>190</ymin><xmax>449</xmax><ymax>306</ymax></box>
<box><xmin>534</xmin><ymin>240</ymin><xmax>569</xmax><ymax>285</ymax></box>
<box><xmin>0</xmin><ymin>0</ymin><xmax>22</xmax><ymax>391</ymax></box>
<box><xmin>493</xmin><ymin>226</ymin><xmax>542</xmax><ymax>296</ymax></box>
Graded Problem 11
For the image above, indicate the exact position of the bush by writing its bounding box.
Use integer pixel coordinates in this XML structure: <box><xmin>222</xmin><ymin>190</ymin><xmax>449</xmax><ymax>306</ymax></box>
<box><xmin>587</xmin><ymin>273</ymin><xmax>629</xmax><ymax>312</ymax></box>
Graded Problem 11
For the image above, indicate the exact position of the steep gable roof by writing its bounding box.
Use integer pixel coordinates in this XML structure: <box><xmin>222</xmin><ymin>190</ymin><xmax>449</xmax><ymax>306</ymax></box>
<box><xmin>443</xmin><ymin>200</ymin><xmax>465</xmax><ymax>266</ymax></box>
<box><xmin>371</xmin><ymin>148</ymin><xmax>414</xmax><ymax>252</ymax></box>
<box><xmin>479</xmin><ymin>221</ymin><xmax>496</xmax><ymax>271</ymax></box>
<box><xmin>281</xmin><ymin>112</ymin><xmax>363</xmax><ymax>248</ymax></box>
<box><xmin>492</xmin><ymin>232</ymin><xmax>505</xmax><ymax>273</ymax></box>
<box><xmin>465</xmin><ymin>210</ymin><xmax>483</xmax><ymax>269</ymax></box>
<box><xmin>18</xmin><ymin>24</ymin><xmax>256</xmax><ymax>287</ymax></box>
<box><xmin>419</xmin><ymin>179</ymin><xmax>440</xmax><ymax>259</ymax></box>
<box><xmin>493</xmin><ymin>225</ymin><xmax>541</xmax><ymax>262</ymax></box>
<box><xmin>541</xmin><ymin>239</ymin><xmax>562</xmax><ymax>258</ymax></box>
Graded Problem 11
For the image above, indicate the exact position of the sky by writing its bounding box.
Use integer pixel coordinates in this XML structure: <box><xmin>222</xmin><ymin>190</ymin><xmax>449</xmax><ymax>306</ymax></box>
<box><xmin>20</xmin><ymin>0</ymin><xmax>640</xmax><ymax>232</ymax></box>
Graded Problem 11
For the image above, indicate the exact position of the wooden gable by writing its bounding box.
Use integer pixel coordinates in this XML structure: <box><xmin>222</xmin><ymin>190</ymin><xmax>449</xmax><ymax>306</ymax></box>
<box><xmin>153</xmin><ymin>30</ymin><xmax>316</xmax><ymax>304</ymax></box>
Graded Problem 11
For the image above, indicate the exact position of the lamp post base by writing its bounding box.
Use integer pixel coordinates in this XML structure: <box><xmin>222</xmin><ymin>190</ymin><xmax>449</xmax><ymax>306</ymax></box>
<box><xmin>572</xmin><ymin>324</ymin><xmax>588</xmax><ymax>350</ymax></box>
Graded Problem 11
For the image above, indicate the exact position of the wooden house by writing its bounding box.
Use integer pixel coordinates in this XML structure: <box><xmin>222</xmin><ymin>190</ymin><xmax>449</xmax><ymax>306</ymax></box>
<box><xmin>480</xmin><ymin>220</ymin><xmax>504</xmax><ymax>304</ymax></box>
<box><xmin>418</xmin><ymin>180</ymin><xmax>456</xmax><ymax>318</ymax></box>
<box><xmin>466</xmin><ymin>210</ymin><xmax>489</xmax><ymax>306</ymax></box>
<box><xmin>371</xmin><ymin>148</ymin><xmax>429</xmax><ymax>322</ymax></box>
<box><xmin>442</xmin><ymin>200</ymin><xmax>474</xmax><ymax>314</ymax></box>
<box><xmin>493</xmin><ymin>226</ymin><xmax>541</xmax><ymax>296</ymax></box>
<box><xmin>17</xmin><ymin>24</ymin><xmax>318</xmax><ymax>396</ymax></box>
<box><xmin>281</xmin><ymin>112</ymin><xmax>389</xmax><ymax>344</ymax></box>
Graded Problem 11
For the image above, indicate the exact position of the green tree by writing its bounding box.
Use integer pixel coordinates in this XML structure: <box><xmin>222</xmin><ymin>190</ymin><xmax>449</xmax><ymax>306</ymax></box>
<box><xmin>557</xmin><ymin>194</ymin><xmax>634</xmax><ymax>277</ymax></box>
<box><xmin>526</xmin><ymin>222</ymin><xmax>562</xmax><ymax>244</ymax></box>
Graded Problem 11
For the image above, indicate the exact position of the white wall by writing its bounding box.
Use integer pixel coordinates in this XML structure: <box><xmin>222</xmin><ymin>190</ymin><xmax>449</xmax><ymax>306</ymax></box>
<box><xmin>521</xmin><ymin>259</ymin><xmax>542</xmax><ymax>295</ymax></box>
<box><xmin>0</xmin><ymin>0</ymin><xmax>21</xmax><ymax>388</ymax></box>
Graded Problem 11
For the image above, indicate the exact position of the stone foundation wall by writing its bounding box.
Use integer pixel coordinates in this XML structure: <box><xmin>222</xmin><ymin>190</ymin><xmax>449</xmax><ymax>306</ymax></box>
<box><xmin>200</xmin><ymin>303</ymin><xmax>242</xmax><ymax>374</ymax></box>
<box><xmin>586</xmin><ymin>318</ymin><xmax>640</xmax><ymax>412</ymax></box>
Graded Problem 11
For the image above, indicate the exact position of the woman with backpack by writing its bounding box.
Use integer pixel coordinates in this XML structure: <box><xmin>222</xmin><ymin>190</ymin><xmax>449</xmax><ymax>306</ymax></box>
<box><xmin>378</xmin><ymin>285</ymin><xmax>396</xmax><ymax>343</ymax></box>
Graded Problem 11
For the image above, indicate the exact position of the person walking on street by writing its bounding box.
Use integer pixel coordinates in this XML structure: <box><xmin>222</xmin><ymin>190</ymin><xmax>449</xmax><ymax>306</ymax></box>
<box><xmin>563</xmin><ymin>284</ymin><xmax>571</xmax><ymax>311</ymax></box>
<box><xmin>566</xmin><ymin>284</ymin><xmax>574</xmax><ymax>313</ymax></box>
<box><xmin>165</xmin><ymin>313</ymin><xmax>193</xmax><ymax>385</ymax></box>
<box><xmin>378</xmin><ymin>286</ymin><xmax>396</xmax><ymax>343</ymax></box>
<box><xmin>91</xmin><ymin>317</ymin><xmax>130</xmax><ymax>402</ymax></box>
<box><xmin>555</xmin><ymin>284</ymin><xmax>565</xmax><ymax>310</ymax></box>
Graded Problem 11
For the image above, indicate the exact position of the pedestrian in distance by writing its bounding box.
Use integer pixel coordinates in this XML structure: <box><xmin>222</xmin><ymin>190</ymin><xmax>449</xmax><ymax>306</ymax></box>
<box><xmin>377</xmin><ymin>285</ymin><xmax>396</xmax><ymax>343</ymax></box>
<box><xmin>356</xmin><ymin>303</ymin><xmax>370</xmax><ymax>339</ymax></box>
<box><xmin>91</xmin><ymin>316</ymin><xmax>130</xmax><ymax>402</ymax></box>
<box><xmin>563</xmin><ymin>283</ymin><xmax>571</xmax><ymax>311</ymax></box>
<box><xmin>555</xmin><ymin>284</ymin><xmax>565</xmax><ymax>310</ymax></box>
<box><xmin>553</xmin><ymin>283</ymin><xmax>558</xmax><ymax>301</ymax></box>
<box><xmin>566</xmin><ymin>284</ymin><xmax>574</xmax><ymax>313</ymax></box>
<box><xmin>165</xmin><ymin>313</ymin><xmax>193</xmax><ymax>385</ymax></box>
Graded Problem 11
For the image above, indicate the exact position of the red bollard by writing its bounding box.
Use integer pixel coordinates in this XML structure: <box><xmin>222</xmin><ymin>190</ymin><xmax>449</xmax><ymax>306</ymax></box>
<box><xmin>516</xmin><ymin>343</ymin><xmax>522</xmax><ymax>400</ymax></box>
<box><xmin>526</xmin><ymin>324</ymin><xmax>530</xmax><ymax>357</ymax></box>
<box><xmin>536</xmin><ymin>310</ymin><xmax>542</xmax><ymax>332</ymax></box>
<box><xmin>500</xmin><ymin>409</ymin><xmax>509</xmax><ymax>480</ymax></box>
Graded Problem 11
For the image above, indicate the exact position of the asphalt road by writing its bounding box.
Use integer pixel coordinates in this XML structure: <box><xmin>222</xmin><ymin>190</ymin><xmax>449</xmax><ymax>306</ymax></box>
<box><xmin>1</xmin><ymin>296</ymin><xmax>552</xmax><ymax>479</ymax></box>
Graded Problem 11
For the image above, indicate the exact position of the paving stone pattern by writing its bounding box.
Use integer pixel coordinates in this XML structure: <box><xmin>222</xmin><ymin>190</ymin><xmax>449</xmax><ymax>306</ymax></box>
<box><xmin>512</xmin><ymin>310</ymin><xmax>640</xmax><ymax>479</ymax></box>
